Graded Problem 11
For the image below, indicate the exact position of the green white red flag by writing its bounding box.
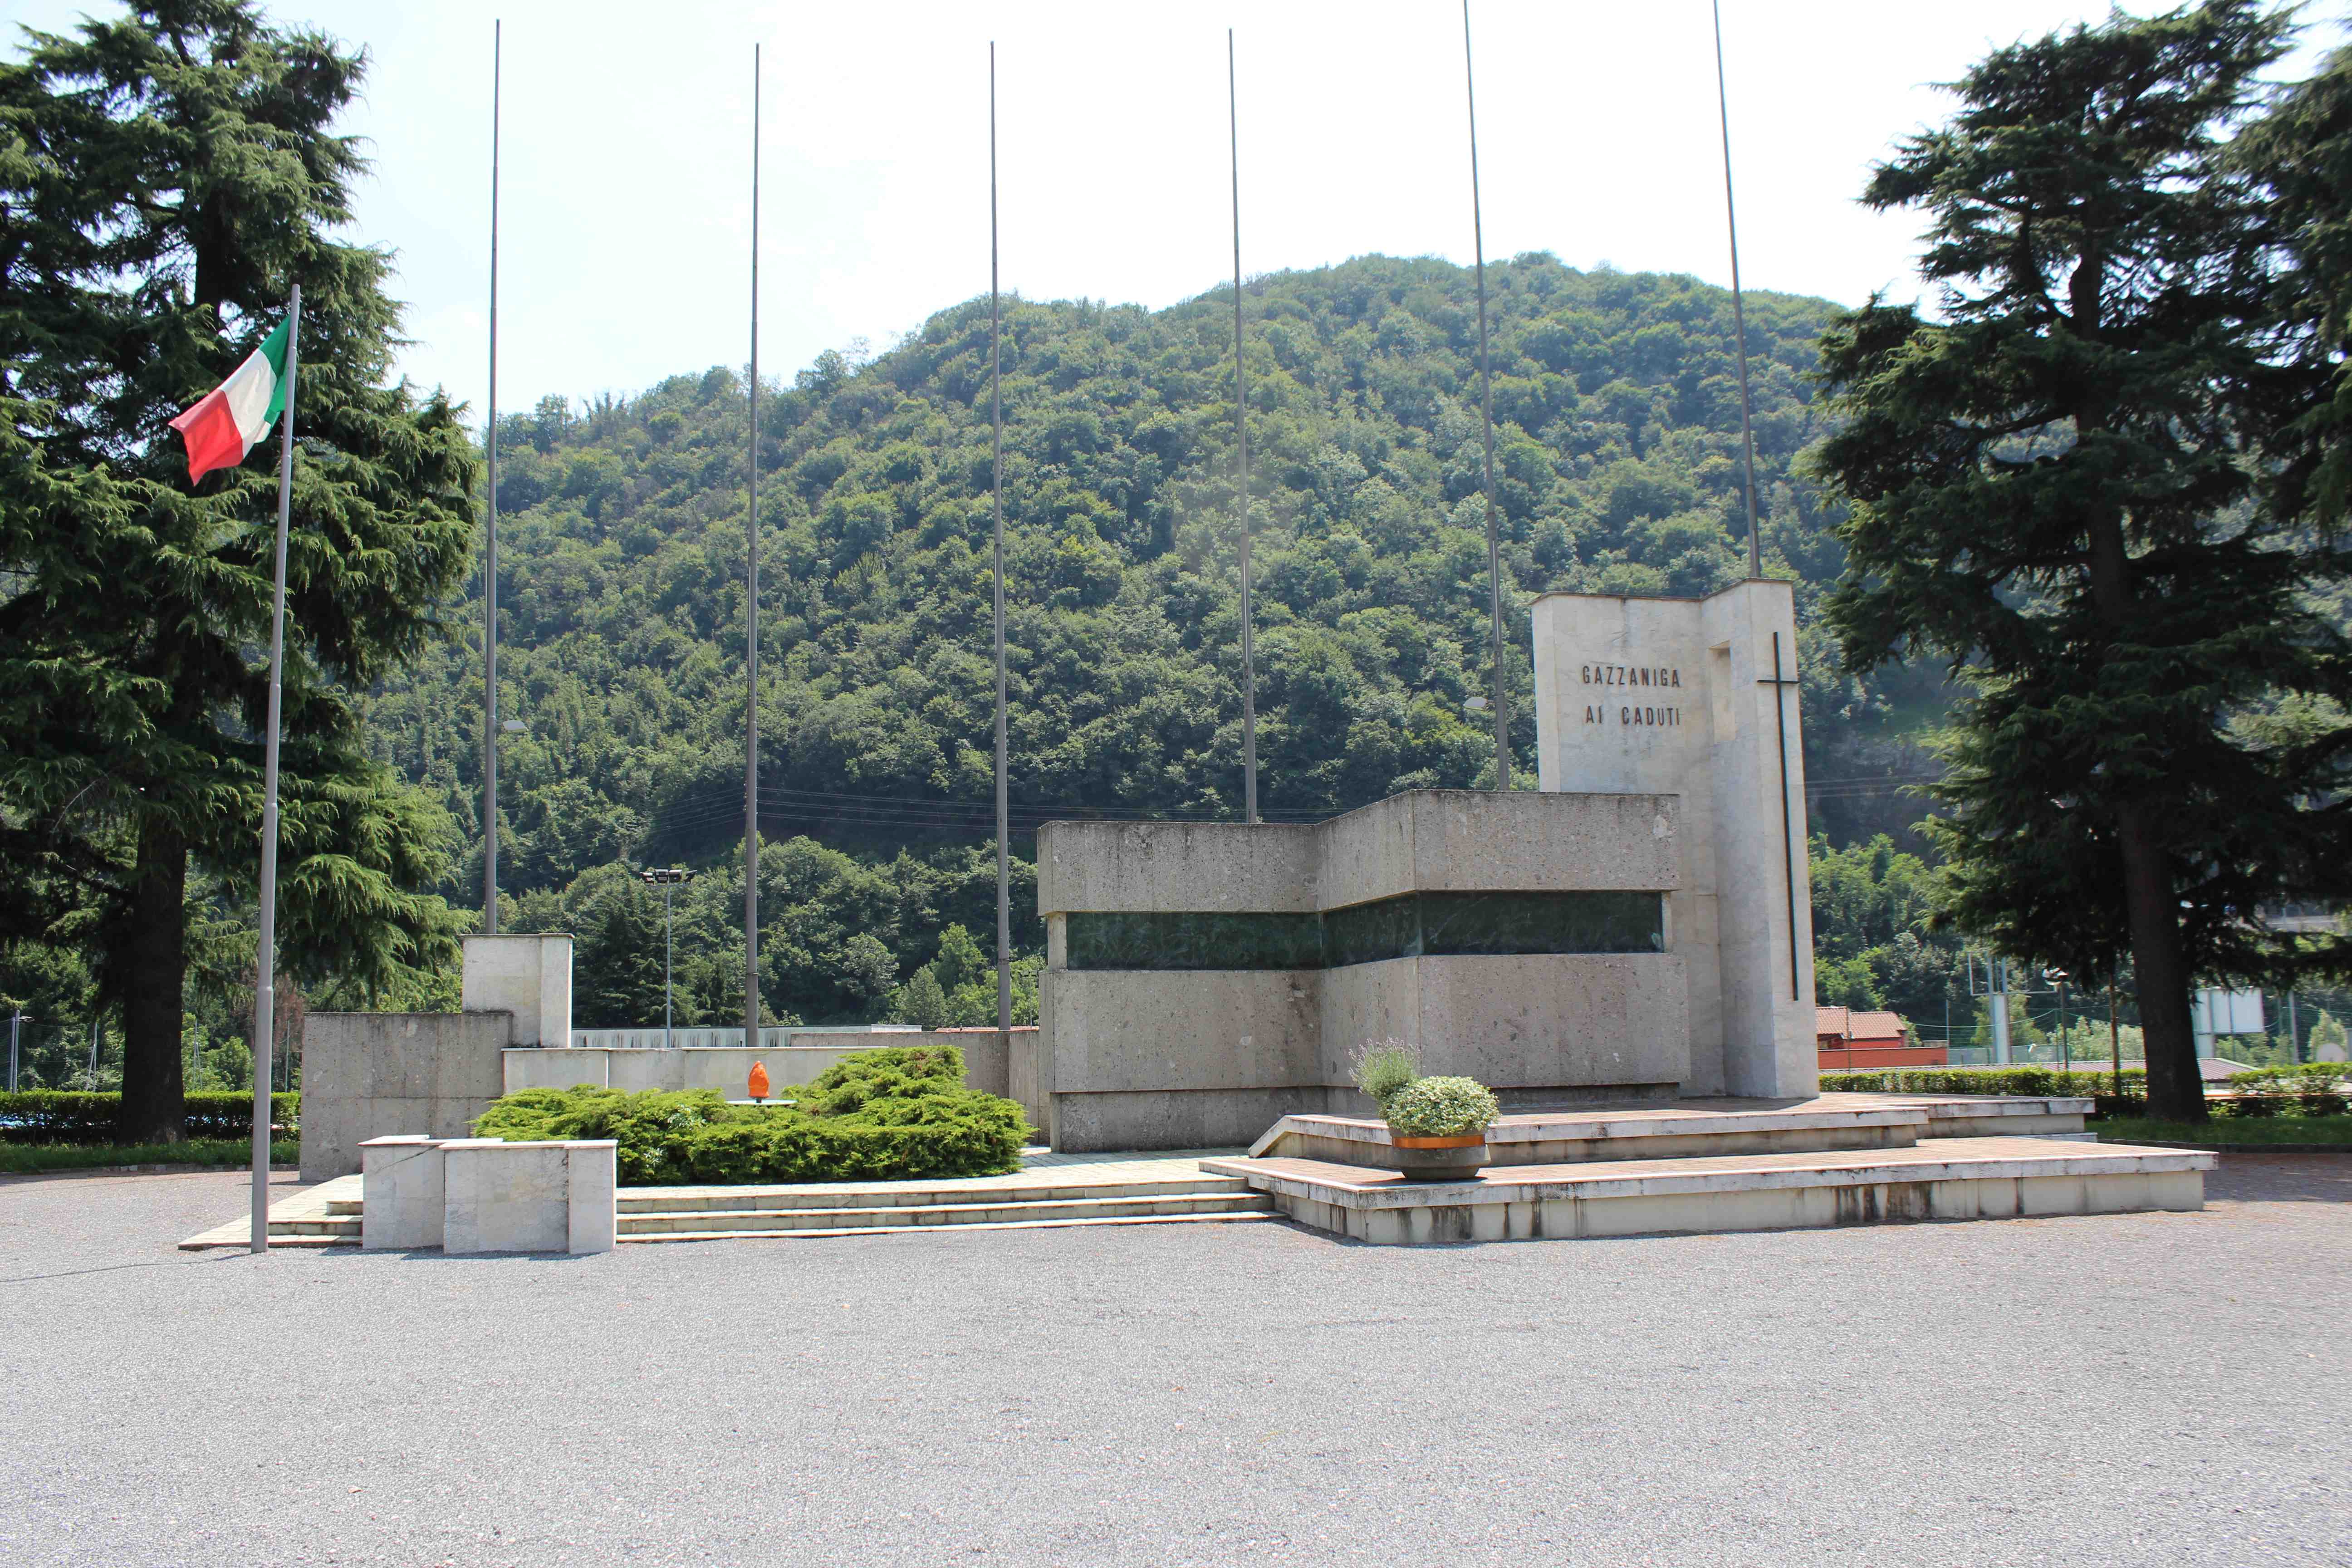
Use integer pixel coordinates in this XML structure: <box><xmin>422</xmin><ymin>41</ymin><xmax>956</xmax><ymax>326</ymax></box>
<box><xmin>169</xmin><ymin>316</ymin><xmax>293</xmax><ymax>481</ymax></box>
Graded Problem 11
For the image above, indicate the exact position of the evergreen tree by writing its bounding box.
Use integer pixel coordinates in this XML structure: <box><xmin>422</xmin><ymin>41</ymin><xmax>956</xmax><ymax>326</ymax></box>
<box><xmin>573</xmin><ymin>889</ymin><xmax>667</xmax><ymax>1031</ymax></box>
<box><xmin>0</xmin><ymin>1</ymin><xmax>475</xmax><ymax>1138</ymax></box>
<box><xmin>1809</xmin><ymin>0</ymin><xmax>2352</xmax><ymax>1122</ymax></box>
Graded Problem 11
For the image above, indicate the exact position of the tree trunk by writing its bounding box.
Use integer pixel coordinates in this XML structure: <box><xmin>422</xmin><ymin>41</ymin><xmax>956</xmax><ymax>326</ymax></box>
<box><xmin>2117</xmin><ymin>801</ymin><xmax>2204</xmax><ymax>1122</ymax></box>
<box><xmin>116</xmin><ymin>817</ymin><xmax>188</xmax><ymax>1143</ymax></box>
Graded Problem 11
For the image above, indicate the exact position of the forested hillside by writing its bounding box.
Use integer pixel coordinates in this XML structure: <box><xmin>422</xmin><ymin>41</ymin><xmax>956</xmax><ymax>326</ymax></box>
<box><xmin>368</xmin><ymin>253</ymin><xmax>1943</xmax><ymax>1029</ymax></box>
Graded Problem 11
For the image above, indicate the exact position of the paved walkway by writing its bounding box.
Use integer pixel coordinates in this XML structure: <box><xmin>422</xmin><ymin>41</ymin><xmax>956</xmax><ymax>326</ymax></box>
<box><xmin>6</xmin><ymin>1154</ymin><xmax>2348</xmax><ymax>1566</ymax></box>
<box><xmin>178</xmin><ymin>1147</ymin><xmax>1250</xmax><ymax>1248</ymax></box>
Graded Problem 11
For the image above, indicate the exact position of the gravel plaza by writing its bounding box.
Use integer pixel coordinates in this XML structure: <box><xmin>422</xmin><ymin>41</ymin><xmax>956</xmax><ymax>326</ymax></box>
<box><xmin>3</xmin><ymin>1155</ymin><xmax>2347</xmax><ymax>1568</ymax></box>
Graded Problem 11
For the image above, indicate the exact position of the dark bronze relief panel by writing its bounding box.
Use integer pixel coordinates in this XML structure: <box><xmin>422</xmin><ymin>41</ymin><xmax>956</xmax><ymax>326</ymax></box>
<box><xmin>1066</xmin><ymin>892</ymin><xmax>1663</xmax><ymax>971</ymax></box>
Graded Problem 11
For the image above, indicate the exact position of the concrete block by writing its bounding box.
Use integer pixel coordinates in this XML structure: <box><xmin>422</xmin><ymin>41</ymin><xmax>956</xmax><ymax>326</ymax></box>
<box><xmin>565</xmin><ymin>1141</ymin><xmax>617</xmax><ymax>1254</ymax></box>
<box><xmin>299</xmin><ymin>1011</ymin><xmax>513</xmax><ymax>1180</ymax></box>
<box><xmin>1044</xmin><ymin>970</ymin><xmax>1320</xmax><ymax>1096</ymax></box>
<box><xmin>1038</xmin><ymin>819</ymin><xmax>1321</xmax><ymax>915</ymax></box>
<box><xmin>442</xmin><ymin>1139</ymin><xmax>570</xmax><ymax>1254</ymax></box>
<box><xmin>461</xmin><ymin>933</ymin><xmax>572</xmax><ymax>1047</ymax></box>
<box><xmin>1048</xmin><ymin>1086</ymin><xmax>1335</xmax><ymax>1153</ymax></box>
<box><xmin>360</xmin><ymin>1136</ymin><xmax>446</xmax><ymax>1250</ymax></box>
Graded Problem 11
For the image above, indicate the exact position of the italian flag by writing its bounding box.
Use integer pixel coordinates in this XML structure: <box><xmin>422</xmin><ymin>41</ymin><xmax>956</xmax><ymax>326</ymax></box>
<box><xmin>169</xmin><ymin>316</ymin><xmax>292</xmax><ymax>481</ymax></box>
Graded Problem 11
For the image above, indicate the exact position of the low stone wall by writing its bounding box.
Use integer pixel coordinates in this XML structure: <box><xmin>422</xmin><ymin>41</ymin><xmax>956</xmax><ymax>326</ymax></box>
<box><xmin>360</xmin><ymin>1133</ymin><xmax>616</xmax><ymax>1254</ymax></box>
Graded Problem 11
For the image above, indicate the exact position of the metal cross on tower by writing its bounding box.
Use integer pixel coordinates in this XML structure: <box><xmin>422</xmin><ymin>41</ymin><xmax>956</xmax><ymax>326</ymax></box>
<box><xmin>1756</xmin><ymin>631</ymin><xmax>1802</xmax><ymax>1001</ymax></box>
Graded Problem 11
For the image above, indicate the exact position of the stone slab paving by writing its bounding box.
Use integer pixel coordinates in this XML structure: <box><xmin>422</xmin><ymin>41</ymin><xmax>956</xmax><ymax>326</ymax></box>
<box><xmin>177</xmin><ymin>1173</ymin><xmax>360</xmax><ymax>1248</ymax></box>
<box><xmin>178</xmin><ymin>1150</ymin><xmax>1247</xmax><ymax>1248</ymax></box>
<box><xmin>5</xmin><ymin>1156</ymin><xmax>2347</xmax><ymax>1566</ymax></box>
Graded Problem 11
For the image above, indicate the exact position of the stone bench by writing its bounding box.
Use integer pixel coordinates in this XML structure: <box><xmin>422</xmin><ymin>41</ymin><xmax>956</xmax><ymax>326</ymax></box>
<box><xmin>360</xmin><ymin>1134</ymin><xmax>617</xmax><ymax>1254</ymax></box>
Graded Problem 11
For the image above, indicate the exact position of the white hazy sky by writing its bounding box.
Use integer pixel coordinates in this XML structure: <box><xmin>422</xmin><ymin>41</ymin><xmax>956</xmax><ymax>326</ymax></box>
<box><xmin>5</xmin><ymin>1</ymin><xmax>2341</xmax><ymax>422</ymax></box>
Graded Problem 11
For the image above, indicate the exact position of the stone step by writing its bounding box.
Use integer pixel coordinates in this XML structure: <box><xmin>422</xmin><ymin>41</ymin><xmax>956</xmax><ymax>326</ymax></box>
<box><xmin>620</xmin><ymin>1210</ymin><xmax>1282</xmax><ymax>1244</ymax></box>
<box><xmin>1250</xmin><ymin>1093</ymin><xmax>2095</xmax><ymax>1172</ymax></box>
<box><xmin>619</xmin><ymin>1191</ymin><xmax>1273</xmax><ymax>1235</ymax></box>
<box><xmin>615</xmin><ymin>1173</ymin><xmax>1254</xmax><ymax>1214</ymax></box>
<box><xmin>1206</xmin><ymin>1136</ymin><xmax>2213</xmax><ymax>1246</ymax></box>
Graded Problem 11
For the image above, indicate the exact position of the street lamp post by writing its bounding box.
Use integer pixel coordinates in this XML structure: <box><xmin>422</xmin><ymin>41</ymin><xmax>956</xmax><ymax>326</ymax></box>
<box><xmin>638</xmin><ymin>868</ymin><xmax>696</xmax><ymax>1051</ymax></box>
<box><xmin>6</xmin><ymin>1007</ymin><xmax>28</xmax><ymax>1093</ymax></box>
<box><xmin>2047</xmin><ymin>968</ymin><xmax>2071</xmax><ymax>1074</ymax></box>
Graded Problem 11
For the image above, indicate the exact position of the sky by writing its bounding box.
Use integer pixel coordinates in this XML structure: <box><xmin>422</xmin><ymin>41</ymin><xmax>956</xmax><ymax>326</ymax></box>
<box><xmin>4</xmin><ymin>0</ymin><xmax>2342</xmax><ymax>424</ymax></box>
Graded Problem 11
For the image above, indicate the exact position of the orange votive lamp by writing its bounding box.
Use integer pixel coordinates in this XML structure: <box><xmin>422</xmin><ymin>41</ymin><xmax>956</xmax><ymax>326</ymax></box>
<box><xmin>747</xmin><ymin>1061</ymin><xmax>771</xmax><ymax>1102</ymax></box>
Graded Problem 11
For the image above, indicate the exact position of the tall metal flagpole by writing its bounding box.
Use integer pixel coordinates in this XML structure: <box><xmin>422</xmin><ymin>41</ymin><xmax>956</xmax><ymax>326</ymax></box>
<box><xmin>1462</xmin><ymin>0</ymin><xmax>1508</xmax><ymax>791</ymax></box>
<box><xmin>744</xmin><ymin>45</ymin><xmax>764</xmax><ymax>1049</ymax></box>
<box><xmin>990</xmin><ymin>44</ymin><xmax>1012</xmax><ymax>1034</ymax></box>
<box><xmin>1712</xmin><ymin>0</ymin><xmax>1763</xmax><ymax>581</ymax></box>
<box><xmin>482</xmin><ymin>20</ymin><xmax>502</xmax><ymax>933</ymax></box>
<box><xmin>1230</xmin><ymin>29</ymin><xmax>1259</xmax><ymax>826</ymax></box>
<box><xmin>250</xmin><ymin>284</ymin><xmax>301</xmax><ymax>1254</ymax></box>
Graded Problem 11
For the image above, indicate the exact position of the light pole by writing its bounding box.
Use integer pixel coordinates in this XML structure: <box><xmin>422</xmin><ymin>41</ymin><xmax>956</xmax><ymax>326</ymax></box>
<box><xmin>2047</xmin><ymin>968</ymin><xmax>2071</xmax><ymax>1074</ymax></box>
<box><xmin>638</xmin><ymin>868</ymin><xmax>696</xmax><ymax>1051</ymax></box>
<box><xmin>6</xmin><ymin>1006</ymin><xmax>28</xmax><ymax>1093</ymax></box>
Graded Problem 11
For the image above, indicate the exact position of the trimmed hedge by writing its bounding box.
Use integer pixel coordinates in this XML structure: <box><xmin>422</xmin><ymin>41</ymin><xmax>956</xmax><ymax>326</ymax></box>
<box><xmin>1821</xmin><ymin>1064</ymin><xmax>2348</xmax><ymax>1118</ymax></box>
<box><xmin>1821</xmin><ymin>1067</ymin><xmax>2142</xmax><ymax>1096</ymax></box>
<box><xmin>0</xmin><ymin>1091</ymin><xmax>300</xmax><ymax>1145</ymax></box>
<box><xmin>0</xmin><ymin>1137</ymin><xmax>301</xmax><ymax>1173</ymax></box>
<box><xmin>472</xmin><ymin>1045</ymin><xmax>1029</xmax><ymax>1185</ymax></box>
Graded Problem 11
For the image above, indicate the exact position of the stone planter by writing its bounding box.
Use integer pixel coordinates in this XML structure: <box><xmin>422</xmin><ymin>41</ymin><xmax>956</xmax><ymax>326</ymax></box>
<box><xmin>1388</xmin><ymin>1132</ymin><xmax>1488</xmax><ymax>1181</ymax></box>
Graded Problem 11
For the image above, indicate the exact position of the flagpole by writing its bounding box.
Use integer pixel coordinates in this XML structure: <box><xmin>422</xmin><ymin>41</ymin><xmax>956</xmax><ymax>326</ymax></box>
<box><xmin>483</xmin><ymin>19</ymin><xmax>502</xmax><ymax>934</ymax></box>
<box><xmin>990</xmin><ymin>44</ymin><xmax>1012</xmax><ymax>1036</ymax></box>
<box><xmin>1230</xmin><ymin>29</ymin><xmax>1258</xmax><ymax>827</ymax></box>
<box><xmin>1463</xmin><ymin>0</ymin><xmax>1509</xmax><ymax>792</ymax></box>
<box><xmin>251</xmin><ymin>284</ymin><xmax>301</xmax><ymax>1255</ymax></box>
<box><xmin>744</xmin><ymin>44</ymin><xmax>763</xmax><ymax>1050</ymax></box>
<box><xmin>1712</xmin><ymin>0</ymin><xmax>1763</xmax><ymax>581</ymax></box>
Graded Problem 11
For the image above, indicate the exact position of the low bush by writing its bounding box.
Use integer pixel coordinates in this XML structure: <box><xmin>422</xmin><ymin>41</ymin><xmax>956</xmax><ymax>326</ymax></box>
<box><xmin>471</xmin><ymin>1047</ymin><xmax>1030</xmax><ymax>1185</ymax></box>
<box><xmin>0</xmin><ymin>1091</ymin><xmax>299</xmax><ymax>1146</ymax></box>
<box><xmin>1381</xmin><ymin>1076</ymin><xmax>1500</xmax><ymax>1138</ymax></box>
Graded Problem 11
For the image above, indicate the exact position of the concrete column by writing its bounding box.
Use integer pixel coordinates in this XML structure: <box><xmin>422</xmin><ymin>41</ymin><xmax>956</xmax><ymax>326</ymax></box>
<box><xmin>461</xmin><ymin>932</ymin><xmax>573</xmax><ymax>1047</ymax></box>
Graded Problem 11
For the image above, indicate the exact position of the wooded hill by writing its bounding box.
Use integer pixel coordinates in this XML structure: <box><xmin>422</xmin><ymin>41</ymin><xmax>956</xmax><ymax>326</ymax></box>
<box><xmin>367</xmin><ymin>252</ymin><xmax>1943</xmax><ymax>1027</ymax></box>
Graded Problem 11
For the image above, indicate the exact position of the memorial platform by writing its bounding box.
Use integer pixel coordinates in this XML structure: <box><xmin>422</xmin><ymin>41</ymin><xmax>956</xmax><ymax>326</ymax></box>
<box><xmin>1246</xmin><ymin>1091</ymin><xmax>2094</xmax><ymax>1171</ymax></box>
<box><xmin>1205</xmin><ymin>1093</ymin><xmax>2206</xmax><ymax>1244</ymax></box>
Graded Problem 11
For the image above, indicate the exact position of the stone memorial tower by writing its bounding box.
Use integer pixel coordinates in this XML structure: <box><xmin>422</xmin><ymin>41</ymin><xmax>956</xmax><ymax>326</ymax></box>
<box><xmin>1530</xmin><ymin>578</ymin><xmax>1817</xmax><ymax>1097</ymax></box>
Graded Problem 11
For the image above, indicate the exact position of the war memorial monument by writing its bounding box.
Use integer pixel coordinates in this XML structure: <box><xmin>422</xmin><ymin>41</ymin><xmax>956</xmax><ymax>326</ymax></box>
<box><xmin>261</xmin><ymin>579</ymin><xmax>2208</xmax><ymax>1251</ymax></box>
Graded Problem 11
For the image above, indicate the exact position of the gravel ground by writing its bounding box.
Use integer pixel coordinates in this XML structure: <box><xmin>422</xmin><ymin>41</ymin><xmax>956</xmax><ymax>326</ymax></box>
<box><xmin>1</xmin><ymin>1155</ymin><xmax>2347</xmax><ymax>1568</ymax></box>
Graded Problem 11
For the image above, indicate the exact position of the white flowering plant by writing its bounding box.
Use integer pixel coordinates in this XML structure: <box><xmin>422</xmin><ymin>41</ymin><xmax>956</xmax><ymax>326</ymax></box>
<box><xmin>1351</xmin><ymin>1039</ymin><xmax>1421</xmax><ymax>1108</ymax></box>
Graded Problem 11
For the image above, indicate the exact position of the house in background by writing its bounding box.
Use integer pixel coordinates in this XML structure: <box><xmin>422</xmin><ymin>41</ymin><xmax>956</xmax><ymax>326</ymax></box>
<box><xmin>1817</xmin><ymin>1006</ymin><xmax>1948</xmax><ymax>1072</ymax></box>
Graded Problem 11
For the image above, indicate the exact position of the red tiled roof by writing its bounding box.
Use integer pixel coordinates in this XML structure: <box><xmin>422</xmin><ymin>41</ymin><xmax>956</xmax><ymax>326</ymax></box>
<box><xmin>1815</xmin><ymin>1006</ymin><xmax>1907</xmax><ymax>1044</ymax></box>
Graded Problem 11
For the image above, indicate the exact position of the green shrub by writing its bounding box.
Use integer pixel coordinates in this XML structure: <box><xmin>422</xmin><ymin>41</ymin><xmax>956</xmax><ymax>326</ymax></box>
<box><xmin>2225</xmin><ymin>1063</ymin><xmax>2351</xmax><ymax>1088</ymax></box>
<box><xmin>0</xmin><ymin>1137</ymin><xmax>299</xmax><ymax>1173</ymax></box>
<box><xmin>470</xmin><ymin>1054</ymin><xmax>1030</xmax><ymax>1186</ymax></box>
<box><xmin>1351</xmin><ymin>1040</ymin><xmax>1421</xmax><ymax>1109</ymax></box>
<box><xmin>1382</xmin><ymin>1075</ymin><xmax>1500</xmax><ymax>1137</ymax></box>
<box><xmin>0</xmin><ymin>1091</ymin><xmax>299</xmax><ymax>1145</ymax></box>
<box><xmin>1822</xmin><ymin>1067</ymin><xmax>2142</xmax><ymax>1097</ymax></box>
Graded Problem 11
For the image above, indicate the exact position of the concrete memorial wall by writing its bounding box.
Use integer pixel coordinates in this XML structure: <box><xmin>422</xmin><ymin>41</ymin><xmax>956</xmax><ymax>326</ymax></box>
<box><xmin>1034</xmin><ymin>578</ymin><xmax>1818</xmax><ymax>1152</ymax></box>
<box><xmin>1530</xmin><ymin>577</ymin><xmax>1818</xmax><ymax>1098</ymax></box>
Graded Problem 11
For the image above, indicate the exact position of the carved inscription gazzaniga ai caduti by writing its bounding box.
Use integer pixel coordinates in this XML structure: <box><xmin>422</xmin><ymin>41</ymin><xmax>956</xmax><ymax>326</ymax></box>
<box><xmin>1577</xmin><ymin>661</ymin><xmax>1685</xmax><ymax>728</ymax></box>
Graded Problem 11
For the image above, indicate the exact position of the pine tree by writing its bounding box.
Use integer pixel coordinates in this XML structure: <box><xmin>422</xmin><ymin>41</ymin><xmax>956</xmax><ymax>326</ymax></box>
<box><xmin>1809</xmin><ymin>0</ymin><xmax>2352</xmax><ymax>1122</ymax></box>
<box><xmin>574</xmin><ymin>891</ymin><xmax>668</xmax><ymax>1032</ymax></box>
<box><xmin>0</xmin><ymin>1</ymin><xmax>475</xmax><ymax>1139</ymax></box>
